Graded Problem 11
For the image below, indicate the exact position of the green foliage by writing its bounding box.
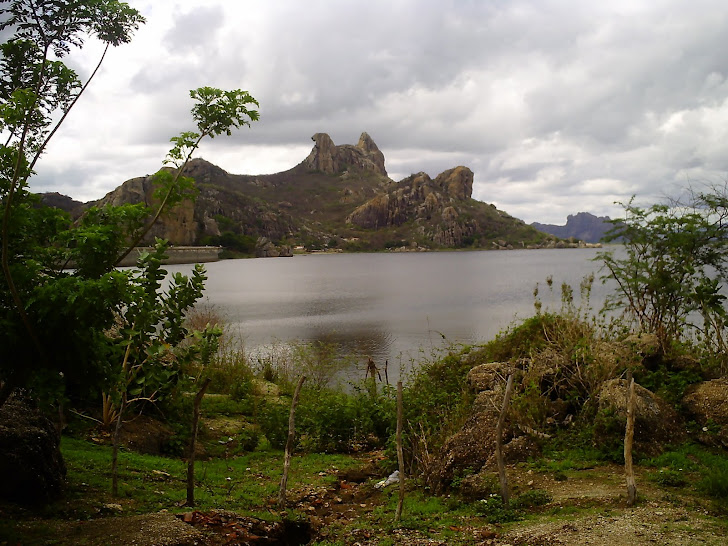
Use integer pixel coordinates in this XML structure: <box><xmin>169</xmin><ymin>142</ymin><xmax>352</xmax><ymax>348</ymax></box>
<box><xmin>259</xmin><ymin>401</ymin><xmax>290</xmax><ymax>450</ymax></box>
<box><xmin>511</xmin><ymin>489</ymin><xmax>553</xmax><ymax>509</ymax></box>
<box><xmin>297</xmin><ymin>384</ymin><xmax>395</xmax><ymax>452</ymax></box>
<box><xmin>258</xmin><ymin>383</ymin><xmax>395</xmax><ymax>453</ymax></box>
<box><xmin>598</xmin><ymin>193</ymin><xmax>728</xmax><ymax>359</ymax></box>
<box><xmin>647</xmin><ymin>444</ymin><xmax>728</xmax><ymax>503</ymax></box>
<box><xmin>648</xmin><ymin>468</ymin><xmax>688</xmax><ymax>487</ymax></box>
<box><xmin>634</xmin><ymin>364</ymin><xmax>703</xmax><ymax>406</ymax></box>
<box><xmin>475</xmin><ymin>495</ymin><xmax>523</xmax><ymax>523</ymax></box>
<box><xmin>0</xmin><ymin>1</ymin><xmax>259</xmax><ymax>409</ymax></box>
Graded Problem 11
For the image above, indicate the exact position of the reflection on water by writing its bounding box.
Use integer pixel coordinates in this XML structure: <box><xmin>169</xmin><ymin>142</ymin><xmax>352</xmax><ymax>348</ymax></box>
<box><xmin>167</xmin><ymin>248</ymin><xmax>614</xmax><ymax>378</ymax></box>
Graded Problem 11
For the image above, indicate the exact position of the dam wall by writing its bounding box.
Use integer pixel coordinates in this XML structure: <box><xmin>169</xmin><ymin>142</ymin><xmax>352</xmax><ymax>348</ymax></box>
<box><xmin>117</xmin><ymin>246</ymin><xmax>221</xmax><ymax>267</ymax></box>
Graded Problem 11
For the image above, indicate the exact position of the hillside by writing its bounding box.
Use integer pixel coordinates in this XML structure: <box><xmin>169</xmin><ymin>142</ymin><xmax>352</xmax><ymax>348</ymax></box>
<box><xmin>531</xmin><ymin>212</ymin><xmax>613</xmax><ymax>243</ymax></box>
<box><xmin>49</xmin><ymin>133</ymin><xmax>562</xmax><ymax>253</ymax></box>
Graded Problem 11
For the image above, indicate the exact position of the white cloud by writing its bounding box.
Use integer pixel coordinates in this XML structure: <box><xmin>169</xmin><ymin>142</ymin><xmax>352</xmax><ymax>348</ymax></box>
<box><xmin>12</xmin><ymin>0</ymin><xmax>728</xmax><ymax>224</ymax></box>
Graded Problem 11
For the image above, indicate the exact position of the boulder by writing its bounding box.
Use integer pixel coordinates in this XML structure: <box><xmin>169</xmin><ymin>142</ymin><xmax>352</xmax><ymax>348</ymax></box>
<box><xmin>596</xmin><ymin>379</ymin><xmax>685</xmax><ymax>454</ymax></box>
<box><xmin>682</xmin><ymin>378</ymin><xmax>728</xmax><ymax>448</ymax></box>
<box><xmin>434</xmin><ymin>166</ymin><xmax>473</xmax><ymax>201</ymax></box>
<box><xmin>432</xmin><ymin>389</ymin><xmax>503</xmax><ymax>489</ymax></box>
<box><xmin>467</xmin><ymin>362</ymin><xmax>511</xmax><ymax>393</ymax></box>
<box><xmin>0</xmin><ymin>396</ymin><xmax>66</xmax><ymax>504</ymax></box>
<box><xmin>118</xmin><ymin>415</ymin><xmax>174</xmax><ymax>456</ymax></box>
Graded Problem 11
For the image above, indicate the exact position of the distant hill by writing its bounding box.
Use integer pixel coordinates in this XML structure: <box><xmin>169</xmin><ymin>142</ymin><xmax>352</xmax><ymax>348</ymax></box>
<box><xmin>42</xmin><ymin>132</ymin><xmax>567</xmax><ymax>253</ymax></box>
<box><xmin>531</xmin><ymin>212</ymin><xmax>613</xmax><ymax>244</ymax></box>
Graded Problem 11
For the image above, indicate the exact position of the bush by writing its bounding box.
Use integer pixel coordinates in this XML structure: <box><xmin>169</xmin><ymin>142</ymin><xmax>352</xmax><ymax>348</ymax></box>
<box><xmin>259</xmin><ymin>402</ymin><xmax>291</xmax><ymax>450</ymax></box>
<box><xmin>475</xmin><ymin>496</ymin><xmax>522</xmax><ymax>523</ymax></box>
<box><xmin>512</xmin><ymin>489</ymin><xmax>552</xmax><ymax>509</ymax></box>
<box><xmin>649</xmin><ymin>469</ymin><xmax>688</xmax><ymax>487</ymax></box>
<box><xmin>297</xmin><ymin>384</ymin><xmax>395</xmax><ymax>453</ymax></box>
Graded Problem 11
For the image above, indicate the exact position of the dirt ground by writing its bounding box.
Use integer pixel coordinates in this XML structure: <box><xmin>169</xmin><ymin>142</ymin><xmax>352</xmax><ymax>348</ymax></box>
<box><xmin>15</xmin><ymin>462</ymin><xmax>725</xmax><ymax>545</ymax></box>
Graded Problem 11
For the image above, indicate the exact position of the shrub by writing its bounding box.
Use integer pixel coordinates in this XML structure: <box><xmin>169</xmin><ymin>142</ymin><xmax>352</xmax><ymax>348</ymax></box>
<box><xmin>649</xmin><ymin>469</ymin><xmax>688</xmax><ymax>488</ymax></box>
<box><xmin>475</xmin><ymin>495</ymin><xmax>522</xmax><ymax>523</ymax></box>
<box><xmin>512</xmin><ymin>489</ymin><xmax>552</xmax><ymax>509</ymax></box>
<box><xmin>259</xmin><ymin>402</ymin><xmax>291</xmax><ymax>450</ymax></box>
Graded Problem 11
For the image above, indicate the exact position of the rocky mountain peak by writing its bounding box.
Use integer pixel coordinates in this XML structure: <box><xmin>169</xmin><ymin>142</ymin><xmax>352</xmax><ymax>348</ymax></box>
<box><xmin>304</xmin><ymin>132</ymin><xmax>388</xmax><ymax>177</ymax></box>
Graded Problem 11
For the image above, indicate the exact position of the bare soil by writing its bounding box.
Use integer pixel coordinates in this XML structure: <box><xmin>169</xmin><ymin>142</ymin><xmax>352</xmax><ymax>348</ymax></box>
<box><xmin>5</xmin><ymin>461</ymin><xmax>727</xmax><ymax>545</ymax></box>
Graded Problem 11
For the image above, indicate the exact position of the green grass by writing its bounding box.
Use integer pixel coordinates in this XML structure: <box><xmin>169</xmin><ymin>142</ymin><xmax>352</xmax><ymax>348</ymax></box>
<box><xmin>59</xmin><ymin>436</ymin><xmax>360</xmax><ymax>518</ymax></box>
<box><xmin>645</xmin><ymin>443</ymin><xmax>728</xmax><ymax>507</ymax></box>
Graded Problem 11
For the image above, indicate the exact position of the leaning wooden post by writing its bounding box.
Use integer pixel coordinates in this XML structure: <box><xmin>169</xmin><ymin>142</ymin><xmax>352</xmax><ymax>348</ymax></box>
<box><xmin>624</xmin><ymin>374</ymin><xmax>637</xmax><ymax>506</ymax></box>
<box><xmin>395</xmin><ymin>380</ymin><xmax>405</xmax><ymax>522</ymax></box>
<box><xmin>278</xmin><ymin>375</ymin><xmax>306</xmax><ymax>509</ymax></box>
<box><xmin>496</xmin><ymin>374</ymin><xmax>515</xmax><ymax>506</ymax></box>
<box><xmin>186</xmin><ymin>377</ymin><xmax>211</xmax><ymax>507</ymax></box>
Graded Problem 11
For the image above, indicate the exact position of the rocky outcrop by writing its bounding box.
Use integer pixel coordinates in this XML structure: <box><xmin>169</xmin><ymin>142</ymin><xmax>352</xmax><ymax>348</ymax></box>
<box><xmin>532</xmin><ymin>212</ymin><xmax>614</xmax><ymax>244</ymax></box>
<box><xmin>682</xmin><ymin>379</ymin><xmax>728</xmax><ymax>448</ymax></box>
<box><xmin>255</xmin><ymin>237</ymin><xmax>293</xmax><ymax>258</ymax></box>
<box><xmin>346</xmin><ymin>167</ymin><xmax>477</xmax><ymax>247</ymax></box>
<box><xmin>0</xmin><ymin>396</ymin><xmax>66</xmax><ymax>505</ymax></box>
<box><xmin>595</xmin><ymin>379</ymin><xmax>685</xmax><ymax>455</ymax></box>
<box><xmin>304</xmin><ymin>132</ymin><xmax>388</xmax><ymax>176</ymax></box>
<box><xmin>94</xmin><ymin>173</ymin><xmax>197</xmax><ymax>245</ymax></box>
<box><xmin>46</xmin><ymin>132</ymin><xmax>554</xmax><ymax>252</ymax></box>
<box><xmin>434</xmin><ymin>166</ymin><xmax>473</xmax><ymax>201</ymax></box>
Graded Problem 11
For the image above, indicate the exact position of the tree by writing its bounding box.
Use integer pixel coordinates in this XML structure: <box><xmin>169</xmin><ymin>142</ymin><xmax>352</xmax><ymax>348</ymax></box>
<box><xmin>598</xmin><ymin>189</ymin><xmax>728</xmax><ymax>364</ymax></box>
<box><xmin>0</xmin><ymin>0</ymin><xmax>146</xmax><ymax>408</ymax></box>
<box><xmin>0</xmin><ymin>1</ymin><xmax>259</xmax><ymax>409</ymax></box>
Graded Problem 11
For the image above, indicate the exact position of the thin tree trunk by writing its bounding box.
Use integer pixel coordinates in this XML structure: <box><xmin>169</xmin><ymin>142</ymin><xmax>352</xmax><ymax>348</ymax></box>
<box><xmin>395</xmin><ymin>380</ymin><xmax>405</xmax><ymax>522</ymax></box>
<box><xmin>186</xmin><ymin>378</ymin><xmax>211</xmax><ymax>507</ymax></box>
<box><xmin>111</xmin><ymin>391</ymin><xmax>127</xmax><ymax>497</ymax></box>
<box><xmin>625</xmin><ymin>375</ymin><xmax>637</xmax><ymax>506</ymax></box>
<box><xmin>278</xmin><ymin>375</ymin><xmax>306</xmax><ymax>509</ymax></box>
<box><xmin>496</xmin><ymin>374</ymin><xmax>515</xmax><ymax>506</ymax></box>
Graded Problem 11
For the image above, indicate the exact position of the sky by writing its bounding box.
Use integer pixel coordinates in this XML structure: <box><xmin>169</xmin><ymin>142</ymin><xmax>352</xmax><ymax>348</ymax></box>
<box><xmin>18</xmin><ymin>0</ymin><xmax>728</xmax><ymax>225</ymax></box>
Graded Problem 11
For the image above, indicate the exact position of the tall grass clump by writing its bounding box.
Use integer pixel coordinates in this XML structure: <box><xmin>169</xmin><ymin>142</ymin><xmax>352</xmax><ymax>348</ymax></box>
<box><xmin>184</xmin><ymin>303</ymin><xmax>254</xmax><ymax>401</ymax></box>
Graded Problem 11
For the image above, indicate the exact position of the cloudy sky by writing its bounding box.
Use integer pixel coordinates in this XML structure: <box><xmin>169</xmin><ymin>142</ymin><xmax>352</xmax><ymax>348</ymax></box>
<box><xmin>22</xmin><ymin>0</ymin><xmax>728</xmax><ymax>224</ymax></box>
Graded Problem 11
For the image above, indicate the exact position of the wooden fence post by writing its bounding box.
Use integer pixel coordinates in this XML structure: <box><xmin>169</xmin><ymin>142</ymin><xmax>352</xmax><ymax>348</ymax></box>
<box><xmin>496</xmin><ymin>374</ymin><xmax>515</xmax><ymax>506</ymax></box>
<box><xmin>186</xmin><ymin>377</ymin><xmax>211</xmax><ymax>507</ymax></box>
<box><xmin>395</xmin><ymin>380</ymin><xmax>405</xmax><ymax>522</ymax></box>
<box><xmin>278</xmin><ymin>375</ymin><xmax>306</xmax><ymax>509</ymax></box>
<box><xmin>625</xmin><ymin>375</ymin><xmax>637</xmax><ymax>506</ymax></box>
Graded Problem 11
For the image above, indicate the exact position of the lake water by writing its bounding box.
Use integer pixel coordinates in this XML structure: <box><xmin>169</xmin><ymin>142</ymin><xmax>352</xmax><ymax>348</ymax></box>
<box><xmin>167</xmin><ymin>248</ymin><xmax>616</xmax><ymax>379</ymax></box>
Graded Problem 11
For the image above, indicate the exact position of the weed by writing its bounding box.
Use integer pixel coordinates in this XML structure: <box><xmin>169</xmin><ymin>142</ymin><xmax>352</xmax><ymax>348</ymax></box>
<box><xmin>512</xmin><ymin>489</ymin><xmax>553</xmax><ymax>509</ymax></box>
<box><xmin>648</xmin><ymin>468</ymin><xmax>688</xmax><ymax>487</ymax></box>
<box><xmin>476</xmin><ymin>495</ymin><xmax>522</xmax><ymax>523</ymax></box>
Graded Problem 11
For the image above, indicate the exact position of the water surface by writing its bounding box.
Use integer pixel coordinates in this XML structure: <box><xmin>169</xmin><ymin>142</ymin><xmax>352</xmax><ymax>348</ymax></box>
<box><xmin>167</xmin><ymin>248</ymin><xmax>613</xmax><ymax>375</ymax></box>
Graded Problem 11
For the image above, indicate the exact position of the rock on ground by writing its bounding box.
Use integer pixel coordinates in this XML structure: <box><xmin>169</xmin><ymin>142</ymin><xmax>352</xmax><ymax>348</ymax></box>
<box><xmin>0</xmin><ymin>395</ymin><xmax>66</xmax><ymax>505</ymax></box>
<box><xmin>682</xmin><ymin>378</ymin><xmax>728</xmax><ymax>448</ymax></box>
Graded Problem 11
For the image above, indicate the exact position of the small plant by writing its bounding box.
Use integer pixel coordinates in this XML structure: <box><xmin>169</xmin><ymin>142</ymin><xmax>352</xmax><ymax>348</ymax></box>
<box><xmin>476</xmin><ymin>495</ymin><xmax>522</xmax><ymax>523</ymax></box>
<box><xmin>649</xmin><ymin>468</ymin><xmax>688</xmax><ymax>488</ymax></box>
<box><xmin>512</xmin><ymin>489</ymin><xmax>553</xmax><ymax>509</ymax></box>
<box><xmin>698</xmin><ymin>465</ymin><xmax>728</xmax><ymax>501</ymax></box>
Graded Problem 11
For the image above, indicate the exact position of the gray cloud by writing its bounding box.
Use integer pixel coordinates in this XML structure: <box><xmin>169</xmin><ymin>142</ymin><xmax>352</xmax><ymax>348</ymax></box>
<box><xmin>15</xmin><ymin>0</ymin><xmax>728</xmax><ymax>224</ymax></box>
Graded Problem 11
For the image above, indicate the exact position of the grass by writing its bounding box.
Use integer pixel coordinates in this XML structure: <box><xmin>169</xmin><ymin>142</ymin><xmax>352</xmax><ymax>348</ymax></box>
<box><xmin>58</xmin><ymin>436</ymin><xmax>361</xmax><ymax>518</ymax></box>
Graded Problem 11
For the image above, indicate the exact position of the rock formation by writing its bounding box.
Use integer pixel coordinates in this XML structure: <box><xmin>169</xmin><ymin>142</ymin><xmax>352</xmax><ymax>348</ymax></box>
<box><xmin>532</xmin><ymin>212</ymin><xmax>614</xmax><ymax>243</ymax></box>
<box><xmin>304</xmin><ymin>132</ymin><xmax>387</xmax><ymax>177</ymax></box>
<box><xmin>94</xmin><ymin>173</ymin><xmax>197</xmax><ymax>245</ymax></box>
<box><xmin>42</xmin><ymin>131</ymin><xmax>556</xmax><ymax>252</ymax></box>
<box><xmin>595</xmin><ymin>378</ymin><xmax>685</xmax><ymax>455</ymax></box>
<box><xmin>346</xmin><ymin>166</ymin><xmax>478</xmax><ymax>247</ymax></box>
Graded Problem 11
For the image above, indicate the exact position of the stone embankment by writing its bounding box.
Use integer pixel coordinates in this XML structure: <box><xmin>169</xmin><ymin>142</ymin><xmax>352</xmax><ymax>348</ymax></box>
<box><xmin>116</xmin><ymin>246</ymin><xmax>221</xmax><ymax>267</ymax></box>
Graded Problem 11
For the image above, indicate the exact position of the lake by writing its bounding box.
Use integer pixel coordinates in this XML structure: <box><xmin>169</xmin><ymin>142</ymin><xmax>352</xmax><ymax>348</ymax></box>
<box><xmin>166</xmin><ymin>248</ymin><xmax>616</xmax><ymax>379</ymax></box>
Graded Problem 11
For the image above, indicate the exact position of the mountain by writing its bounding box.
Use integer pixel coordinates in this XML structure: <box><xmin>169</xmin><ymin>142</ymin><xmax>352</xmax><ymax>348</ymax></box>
<box><xmin>531</xmin><ymin>212</ymin><xmax>613</xmax><ymax>244</ymax></box>
<box><xmin>46</xmin><ymin>132</ymin><xmax>563</xmax><ymax>253</ymax></box>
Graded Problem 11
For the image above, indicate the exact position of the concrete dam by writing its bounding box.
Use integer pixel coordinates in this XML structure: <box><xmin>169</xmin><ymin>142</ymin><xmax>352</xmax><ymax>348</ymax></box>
<box><xmin>116</xmin><ymin>246</ymin><xmax>221</xmax><ymax>267</ymax></box>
